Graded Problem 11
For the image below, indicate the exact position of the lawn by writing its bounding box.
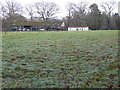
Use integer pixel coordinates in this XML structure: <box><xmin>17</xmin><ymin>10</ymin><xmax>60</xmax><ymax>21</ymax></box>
<box><xmin>2</xmin><ymin>30</ymin><xmax>119</xmax><ymax>88</ymax></box>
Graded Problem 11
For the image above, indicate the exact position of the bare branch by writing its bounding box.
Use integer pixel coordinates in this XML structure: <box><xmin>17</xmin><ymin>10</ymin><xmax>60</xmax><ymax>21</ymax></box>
<box><xmin>101</xmin><ymin>1</ymin><xmax>116</xmax><ymax>15</ymax></box>
<box><xmin>35</xmin><ymin>1</ymin><xmax>60</xmax><ymax>21</ymax></box>
<box><xmin>26</xmin><ymin>4</ymin><xmax>35</xmax><ymax>21</ymax></box>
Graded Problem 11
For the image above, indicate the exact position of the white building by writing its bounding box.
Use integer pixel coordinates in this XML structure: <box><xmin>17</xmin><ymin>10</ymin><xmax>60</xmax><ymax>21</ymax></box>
<box><xmin>68</xmin><ymin>27</ymin><xmax>89</xmax><ymax>31</ymax></box>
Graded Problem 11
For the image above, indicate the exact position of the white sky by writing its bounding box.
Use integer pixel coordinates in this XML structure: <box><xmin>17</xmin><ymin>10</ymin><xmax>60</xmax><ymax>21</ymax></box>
<box><xmin>0</xmin><ymin>0</ymin><xmax>119</xmax><ymax>18</ymax></box>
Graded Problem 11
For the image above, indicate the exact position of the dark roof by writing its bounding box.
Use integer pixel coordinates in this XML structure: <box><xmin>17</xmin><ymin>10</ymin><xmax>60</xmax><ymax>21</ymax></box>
<box><xmin>15</xmin><ymin>21</ymin><xmax>62</xmax><ymax>26</ymax></box>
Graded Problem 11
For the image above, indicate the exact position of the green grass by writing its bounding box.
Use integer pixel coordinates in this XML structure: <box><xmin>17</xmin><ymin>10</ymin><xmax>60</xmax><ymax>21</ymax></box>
<box><xmin>2</xmin><ymin>30</ymin><xmax>119</xmax><ymax>88</ymax></box>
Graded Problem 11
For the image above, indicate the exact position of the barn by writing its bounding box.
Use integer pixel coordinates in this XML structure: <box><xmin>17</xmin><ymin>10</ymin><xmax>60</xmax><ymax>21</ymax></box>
<box><xmin>68</xmin><ymin>27</ymin><xmax>89</xmax><ymax>31</ymax></box>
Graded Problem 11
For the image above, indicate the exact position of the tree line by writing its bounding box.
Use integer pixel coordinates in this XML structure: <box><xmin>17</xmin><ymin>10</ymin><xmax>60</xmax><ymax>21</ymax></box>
<box><xmin>0</xmin><ymin>0</ymin><xmax>120</xmax><ymax>31</ymax></box>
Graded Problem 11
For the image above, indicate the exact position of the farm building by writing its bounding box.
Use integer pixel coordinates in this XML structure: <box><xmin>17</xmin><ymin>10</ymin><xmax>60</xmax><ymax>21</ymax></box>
<box><xmin>68</xmin><ymin>27</ymin><xmax>89</xmax><ymax>31</ymax></box>
<box><xmin>11</xmin><ymin>21</ymin><xmax>63</xmax><ymax>31</ymax></box>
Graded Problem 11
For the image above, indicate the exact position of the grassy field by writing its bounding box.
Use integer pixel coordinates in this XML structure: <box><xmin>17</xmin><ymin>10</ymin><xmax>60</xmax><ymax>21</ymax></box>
<box><xmin>2</xmin><ymin>30</ymin><xmax>119</xmax><ymax>88</ymax></box>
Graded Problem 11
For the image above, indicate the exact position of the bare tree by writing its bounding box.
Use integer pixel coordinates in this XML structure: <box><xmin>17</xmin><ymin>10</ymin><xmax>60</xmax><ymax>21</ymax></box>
<box><xmin>74</xmin><ymin>1</ymin><xmax>88</xmax><ymax>15</ymax></box>
<box><xmin>0</xmin><ymin>0</ymin><xmax>23</xmax><ymax>32</ymax></box>
<box><xmin>101</xmin><ymin>1</ymin><xmax>116</xmax><ymax>29</ymax></box>
<box><xmin>0</xmin><ymin>3</ymin><xmax>7</xmax><ymax>19</ymax></box>
<box><xmin>4</xmin><ymin>0</ymin><xmax>23</xmax><ymax>24</ymax></box>
<box><xmin>26</xmin><ymin>4</ymin><xmax>35</xmax><ymax>21</ymax></box>
<box><xmin>66</xmin><ymin>1</ymin><xmax>88</xmax><ymax>27</ymax></box>
<box><xmin>65</xmin><ymin>2</ymin><xmax>75</xmax><ymax>27</ymax></box>
<box><xmin>74</xmin><ymin>1</ymin><xmax>88</xmax><ymax>26</ymax></box>
<box><xmin>0</xmin><ymin>3</ymin><xmax>7</xmax><ymax>31</ymax></box>
<box><xmin>35</xmin><ymin>1</ymin><xmax>60</xmax><ymax>21</ymax></box>
<box><xmin>5</xmin><ymin>0</ymin><xmax>23</xmax><ymax>17</ymax></box>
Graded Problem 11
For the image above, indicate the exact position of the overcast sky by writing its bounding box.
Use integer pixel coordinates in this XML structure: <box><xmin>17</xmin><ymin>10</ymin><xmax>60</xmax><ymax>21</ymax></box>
<box><xmin>0</xmin><ymin>0</ymin><xmax>119</xmax><ymax>18</ymax></box>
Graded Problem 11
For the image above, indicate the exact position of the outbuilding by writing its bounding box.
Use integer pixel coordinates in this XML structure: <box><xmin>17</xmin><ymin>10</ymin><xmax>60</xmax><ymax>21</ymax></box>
<box><xmin>68</xmin><ymin>27</ymin><xmax>89</xmax><ymax>31</ymax></box>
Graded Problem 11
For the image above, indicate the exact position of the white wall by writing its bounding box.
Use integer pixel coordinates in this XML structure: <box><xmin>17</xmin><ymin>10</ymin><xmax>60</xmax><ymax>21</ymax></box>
<box><xmin>68</xmin><ymin>27</ymin><xmax>89</xmax><ymax>31</ymax></box>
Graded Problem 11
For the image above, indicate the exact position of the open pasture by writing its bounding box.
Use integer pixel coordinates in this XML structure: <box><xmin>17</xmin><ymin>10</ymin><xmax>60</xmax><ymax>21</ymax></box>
<box><xmin>2</xmin><ymin>30</ymin><xmax>119</xmax><ymax>88</ymax></box>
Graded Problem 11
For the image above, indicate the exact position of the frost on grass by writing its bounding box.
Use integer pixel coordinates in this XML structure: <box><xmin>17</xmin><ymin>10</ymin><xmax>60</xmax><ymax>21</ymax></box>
<box><xmin>2</xmin><ymin>31</ymin><xmax>119</xmax><ymax>88</ymax></box>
